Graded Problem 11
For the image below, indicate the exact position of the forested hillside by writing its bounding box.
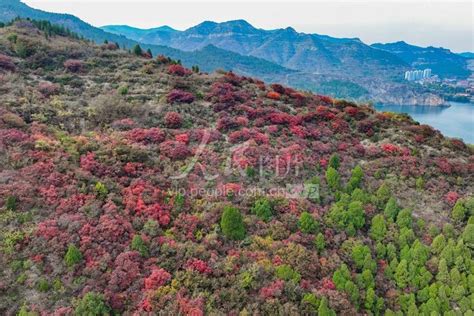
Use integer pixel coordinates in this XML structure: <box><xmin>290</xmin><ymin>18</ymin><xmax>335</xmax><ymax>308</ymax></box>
<box><xmin>0</xmin><ymin>20</ymin><xmax>473</xmax><ymax>315</ymax></box>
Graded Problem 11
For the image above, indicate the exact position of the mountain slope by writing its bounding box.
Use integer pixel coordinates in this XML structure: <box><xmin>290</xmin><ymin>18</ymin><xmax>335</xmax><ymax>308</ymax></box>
<box><xmin>173</xmin><ymin>44</ymin><xmax>293</xmax><ymax>75</ymax></box>
<box><xmin>0</xmin><ymin>0</ymin><xmax>136</xmax><ymax>47</ymax></box>
<box><xmin>1</xmin><ymin>2</ymin><xmax>452</xmax><ymax>104</ymax></box>
<box><xmin>1</xmin><ymin>21</ymin><xmax>473</xmax><ymax>315</ymax></box>
<box><xmin>101</xmin><ymin>24</ymin><xmax>178</xmax><ymax>44</ymax></box>
<box><xmin>0</xmin><ymin>0</ymin><xmax>290</xmax><ymax>79</ymax></box>
<box><xmin>458</xmin><ymin>52</ymin><xmax>474</xmax><ymax>59</ymax></box>
<box><xmin>371</xmin><ymin>41</ymin><xmax>470</xmax><ymax>78</ymax></box>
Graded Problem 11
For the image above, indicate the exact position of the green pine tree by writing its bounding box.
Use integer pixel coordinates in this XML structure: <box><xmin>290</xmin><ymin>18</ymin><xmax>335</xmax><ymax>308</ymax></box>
<box><xmin>384</xmin><ymin>197</ymin><xmax>399</xmax><ymax>221</ymax></box>
<box><xmin>5</xmin><ymin>196</ymin><xmax>17</xmax><ymax>211</ymax></box>
<box><xmin>325</xmin><ymin>167</ymin><xmax>340</xmax><ymax>192</ymax></box>
<box><xmin>298</xmin><ymin>211</ymin><xmax>319</xmax><ymax>234</ymax></box>
<box><xmin>314</xmin><ymin>233</ymin><xmax>326</xmax><ymax>253</ymax></box>
<box><xmin>318</xmin><ymin>297</ymin><xmax>335</xmax><ymax>316</ymax></box>
<box><xmin>220</xmin><ymin>205</ymin><xmax>246</xmax><ymax>240</ymax></box>
<box><xmin>132</xmin><ymin>44</ymin><xmax>143</xmax><ymax>56</ymax></box>
<box><xmin>328</xmin><ymin>154</ymin><xmax>340</xmax><ymax>170</ymax></box>
<box><xmin>452</xmin><ymin>200</ymin><xmax>466</xmax><ymax>222</ymax></box>
<box><xmin>436</xmin><ymin>258</ymin><xmax>449</xmax><ymax>283</ymax></box>
<box><xmin>376</xmin><ymin>183</ymin><xmax>391</xmax><ymax>208</ymax></box>
<box><xmin>75</xmin><ymin>292</ymin><xmax>111</xmax><ymax>315</ymax></box>
<box><xmin>146</xmin><ymin>48</ymin><xmax>153</xmax><ymax>58</ymax></box>
<box><xmin>431</xmin><ymin>234</ymin><xmax>446</xmax><ymax>254</ymax></box>
<box><xmin>347</xmin><ymin>165</ymin><xmax>364</xmax><ymax>192</ymax></box>
<box><xmin>251</xmin><ymin>197</ymin><xmax>273</xmax><ymax>222</ymax></box>
<box><xmin>64</xmin><ymin>244</ymin><xmax>82</xmax><ymax>267</ymax></box>
<box><xmin>395</xmin><ymin>259</ymin><xmax>409</xmax><ymax>288</ymax></box>
<box><xmin>370</xmin><ymin>214</ymin><xmax>387</xmax><ymax>241</ymax></box>
<box><xmin>131</xmin><ymin>235</ymin><xmax>149</xmax><ymax>257</ymax></box>
<box><xmin>396</xmin><ymin>208</ymin><xmax>413</xmax><ymax>229</ymax></box>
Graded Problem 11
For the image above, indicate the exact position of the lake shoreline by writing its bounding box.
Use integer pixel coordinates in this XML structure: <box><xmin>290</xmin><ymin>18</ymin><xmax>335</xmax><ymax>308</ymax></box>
<box><xmin>374</xmin><ymin>102</ymin><xmax>474</xmax><ymax>144</ymax></box>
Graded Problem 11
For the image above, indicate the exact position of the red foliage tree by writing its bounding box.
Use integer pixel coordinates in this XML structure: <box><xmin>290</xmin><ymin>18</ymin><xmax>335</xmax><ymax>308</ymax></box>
<box><xmin>38</xmin><ymin>82</ymin><xmax>60</xmax><ymax>97</ymax></box>
<box><xmin>107</xmin><ymin>251</ymin><xmax>142</xmax><ymax>310</ymax></box>
<box><xmin>381</xmin><ymin>143</ymin><xmax>401</xmax><ymax>155</ymax></box>
<box><xmin>175</xmin><ymin>133</ymin><xmax>189</xmax><ymax>144</ymax></box>
<box><xmin>266</xmin><ymin>91</ymin><xmax>281</xmax><ymax>100</ymax></box>
<box><xmin>185</xmin><ymin>258</ymin><xmax>212</xmax><ymax>274</ymax></box>
<box><xmin>235</xmin><ymin>116</ymin><xmax>249</xmax><ymax>127</ymax></box>
<box><xmin>127</xmin><ymin>128</ymin><xmax>165</xmax><ymax>144</ymax></box>
<box><xmin>216</xmin><ymin>115</ymin><xmax>238</xmax><ymax>131</ymax></box>
<box><xmin>358</xmin><ymin>119</ymin><xmax>374</xmax><ymax>136</ymax></box>
<box><xmin>80</xmin><ymin>152</ymin><xmax>100</xmax><ymax>173</ymax></box>
<box><xmin>122</xmin><ymin>180</ymin><xmax>171</xmax><ymax>226</ymax></box>
<box><xmin>290</xmin><ymin>125</ymin><xmax>307</xmax><ymax>138</ymax></box>
<box><xmin>111</xmin><ymin>118</ymin><xmax>136</xmax><ymax>130</ymax></box>
<box><xmin>108</xmin><ymin>251</ymin><xmax>141</xmax><ymax>292</ymax></box>
<box><xmin>168</xmin><ymin>64</ymin><xmax>192</xmax><ymax>76</ymax></box>
<box><xmin>0</xmin><ymin>129</ymin><xmax>30</xmax><ymax>146</ymax></box>
<box><xmin>436</xmin><ymin>158</ymin><xmax>453</xmax><ymax>174</ymax></box>
<box><xmin>271</xmin><ymin>84</ymin><xmax>286</xmax><ymax>94</ymax></box>
<box><xmin>267</xmin><ymin>112</ymin><xmax>294</xmax><ymax>125</ymax></box>
<box><xmin>96</xmin><ymin>214</ymin><xmax>134</xmax><ymax>243</ymax></box>
<box><xmin>159</xmin><ymin>140</ymin><xmax>191</xmax><ymax>160</ymax></box>
<box><xmin>259</xmin><ymin>280</ymin><xmax>285</xmax><ymax>299</ymax></box>
<box><xmin>101</xmin><ymin>42</ymin><xmax>119</xmax><ymax>50</ymax></box>
<box><xmin>174</xmin><ymin>213</ymin><xmax>200</xmax><ymax>240</ymax></box>
<box><xmin>144</xmin><ymin>268</ymin><xmax>171</xmax><ymax>290</ymax></box>
<box><xmin>229</xmin><ymin>129</ymin><xmax>251</xmax><ymax>143</ymax></box>
<box><xmin>207</xmin><ymin>82</ymin><xmax>249</xmax><ymax>111</ymax></box>
<box><xmin>317</xmin><ymin>94</ymin><xmax>334</xmax><ymax>105</ymax></box>
<box><xmin>36</xmin><ymin>219</ymin><xmax>60</xmax><ymax>240</ymax></box>
<box><xmin>167</xmin><ymin>89</ymin><xmax>195</xmax><ymax>104</ymax></box>
<box><xmin>445</xmin><ymin>191</ymin><xmax>459</xmax><ymax>206</ymax></box>
<box><xmin>177</xmin><ymin>293</ymin><xmax>204</xmax><ymax>316</ymax></box>
<box><xmin>165</xmin><ymin>111</ymin><xmax>183</xmax><ymax>128</ymax></box>
<box><xmin>123</xmin><ymin>162</ymin><xmax>143</xmax><ymax>176</ymax></box>
<box><xmin>63</xmin><ymin>59</ymin><xmax>83</xmax><ymax>73</ymax></box>
<box><xmin>0</xmin><ymin>53</ymin><xmax>15</xmax><ymax>72</ymax></box>
<box><xmin>222</xmin><ymin>72</ymin><xmax>243</xmax><ymax>86</ymax></box>
<box><xmin>322</xmin><ymin>278</ymin><xmax>336</xmax><ymax>290</ymax></box>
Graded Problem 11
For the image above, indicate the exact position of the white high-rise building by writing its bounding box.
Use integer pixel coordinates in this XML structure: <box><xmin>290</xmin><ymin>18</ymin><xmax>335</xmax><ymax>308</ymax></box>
<box><xmin>423</xmin><ymin>69</ymin><xmax>432</xmax><ymax>79</ymax></box>
<box><xmin>404</xmin><ymin>68</ymin><xmax>433</xmax><ymax>81</ymax></box>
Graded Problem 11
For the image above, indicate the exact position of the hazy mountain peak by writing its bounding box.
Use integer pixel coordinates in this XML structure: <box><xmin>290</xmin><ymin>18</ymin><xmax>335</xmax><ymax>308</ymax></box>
<box><xmin>186</xmin><ymin>19</ymin><xmax>259</xmax><ymax>35</ymax></box>
<box><xmin>283</xmin><ymin>26</ymin><xmax>297</xmax><ymax>33</ymax></box>
<box><xmin>186</xmin><ymin>20</ymin><xmax>218</xmax><ymax>33</ymax></box>
<box><xmin>157</xmin><ymin>25</ymin><xmax>177</xmax><ymax>32</ymax></box>
<box><xmin>222</xmin><ymin>19</ymin><xmax>254</xmax><ymax>27</ymax></box>
<box><xmin>101</xmin><ymin>24</ymin><xmax>177</xmax><ymax>33</ymax></box>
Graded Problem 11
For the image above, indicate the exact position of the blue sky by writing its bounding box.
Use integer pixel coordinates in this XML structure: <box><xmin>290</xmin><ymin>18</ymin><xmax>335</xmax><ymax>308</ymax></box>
<box><xmin>23</xmin><ymin>0</ymin><xmax>473</xmax><ymax>52</ymax></box>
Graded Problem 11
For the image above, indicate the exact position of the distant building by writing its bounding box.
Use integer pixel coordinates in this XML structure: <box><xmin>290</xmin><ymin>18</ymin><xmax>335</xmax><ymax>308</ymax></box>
<box><xmin>423</xmin><ymin>69</ymin><xmax>431</xmax><ymax>78</ymax></box>
<box><xmin>404</xmin><ymin>68</ymin><xmax>432</xmax><ymax>81</ymax></box>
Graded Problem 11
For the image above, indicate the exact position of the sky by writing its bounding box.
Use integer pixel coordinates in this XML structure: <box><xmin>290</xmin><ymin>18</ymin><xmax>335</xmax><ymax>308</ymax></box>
<box><xmin>23</xmin><ymin>0</ymin><xmax>473</xmax><ymax>52</ymax></box>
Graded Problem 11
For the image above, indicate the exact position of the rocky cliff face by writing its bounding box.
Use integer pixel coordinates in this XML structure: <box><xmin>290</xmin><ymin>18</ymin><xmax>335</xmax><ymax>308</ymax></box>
<box><xmin>363</xmin><ymin>80</ymin><xmax>446</xmax><ymax>106</ymax></box>
<box><xmin>373</xmin><ymin>93</ymin><xmax>445</xmax><ymax>106</ymax></box>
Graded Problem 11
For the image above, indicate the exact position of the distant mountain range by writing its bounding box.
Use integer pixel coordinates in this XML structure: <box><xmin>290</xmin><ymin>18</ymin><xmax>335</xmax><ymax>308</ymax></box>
<box><xmin>458</xmin><ymin>52</ymin><xmax>474</xmax><ymax>59</ymax></box>
<box><xmin>371</xmin><ymin>41</ymin><xmax>470</xmax><ymax>78</ymax></box>
<box><xmin>0</xmin><ymin>0</ymin><xmax>290</xmax><ymax>77</ymax></box>
<box><xmin>102</xmin><ymin>21</ymin><xmax>470</xmax><ymax>80</ymax></box>
<box><xmin>103</xmin><ymin>20</ymin><xmax>408</xmax><ymax>79</ymax></box>
<box><xmin>1</xmin><ymin>0</ymin><xmax>470</xmax><ymax>105</ymax></box>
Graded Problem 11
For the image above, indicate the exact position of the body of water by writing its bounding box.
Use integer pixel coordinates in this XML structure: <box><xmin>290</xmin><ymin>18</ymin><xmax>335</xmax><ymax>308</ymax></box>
<box><xmin>374</xmin><ymin>102</ymin><xmax>474</xmax><ymax>144</ymax></box>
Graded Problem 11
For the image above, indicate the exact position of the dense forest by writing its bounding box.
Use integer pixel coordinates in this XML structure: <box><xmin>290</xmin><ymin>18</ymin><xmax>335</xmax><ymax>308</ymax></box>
<box><xmin>0</xmin><ymin>20</ymin><xmax>473</xmax><ymax>315</ymax></box>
